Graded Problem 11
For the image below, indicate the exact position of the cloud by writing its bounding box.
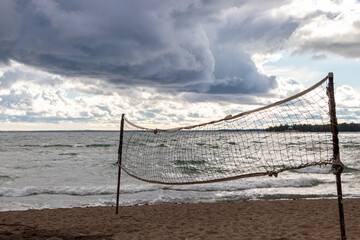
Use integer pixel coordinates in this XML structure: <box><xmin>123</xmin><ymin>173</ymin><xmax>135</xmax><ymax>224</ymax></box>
<box><xmin>0</xmin><ymin>61</ymin><xmax>63</xmax><ymax>89</ymax></box>
<box><xmin>0</xmin><ymin>1</ymin><xmax>20</xmax><ymax>43</ymax></box>
<box><xmin>0</xmin><ymin>0</ymin><xmax>289</xmax><ymax>96</ymax></box>
<box><xmin>336</xmin><ymin>85</ymin><xmax>360</xmax><ymax>108</ymax></box>
<box><xmin>216</xmin><ymin>3</ymin><xmax>298</xmax><ymax>53</ymax></box>
<box><xmin>331</xmin><ymin>84</ymin><xmax>360</xmax><ymax>122</ymax></box>
<box><xmin>0</xmin><ymin>61</ymin><xmax>278</xmax><ymax>129</ymax></box>
<box><xmin>2</xmin><ymin>58</ymin><xmax>360</xmax><ymax>130</ymax></box>
<box><xmin>285</xmin><ymin>0</ymin><xmax>360</xmax><ymax>58</ymax></box>
<box><xmin>2</xmin><ymin>0</ymin><xmax>360</xmax><ymax>130</ymax></box>
<box><xmin>1</xmin><ymin>0</ymin><xmax>359</xmax><ymax>97</ymax></box>
<box><xmin>208</xmin><ymin>45</ymin><xmax>277</xmax><ymax>94</ymax></box>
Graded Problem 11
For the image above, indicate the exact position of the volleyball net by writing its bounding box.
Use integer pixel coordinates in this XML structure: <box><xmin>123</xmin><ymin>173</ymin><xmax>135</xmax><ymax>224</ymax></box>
<box><xmin>118</xmin><ymin>73</ymin><xmax>339</xmax><ymax>185</ymax></box>
<box><xmin>115</xmin><ymin>72</ymin><xmax>345</xmax><ymax>239</ymax></box>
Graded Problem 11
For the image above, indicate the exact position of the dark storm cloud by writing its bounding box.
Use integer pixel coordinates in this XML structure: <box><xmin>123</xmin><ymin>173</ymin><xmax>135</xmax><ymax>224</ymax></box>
<box><xmin>208</xmin><ymin>46</ymin><xmax>277</xmax><ymax>94</ymax></box>
<box><xmin>0</xmin><ymin>0</ymin><xmax>294</xmax><ymax>95</ymax></box>
<box><xmin>216</xmin><ymin>11</ymin><xmax>299</xmax><ymax>52</ymax></box>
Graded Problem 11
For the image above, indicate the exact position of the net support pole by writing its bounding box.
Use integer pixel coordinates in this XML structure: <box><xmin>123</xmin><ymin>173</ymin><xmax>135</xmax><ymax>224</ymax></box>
<box><xmin>116</xmin><ymin>114</ymin><xmax>125</xmax><ymax>215</ymax></box>
<box><xmin>328</xmin><ymin>72</ymin><xmax>346</xmax><ymax>240</ymax></box>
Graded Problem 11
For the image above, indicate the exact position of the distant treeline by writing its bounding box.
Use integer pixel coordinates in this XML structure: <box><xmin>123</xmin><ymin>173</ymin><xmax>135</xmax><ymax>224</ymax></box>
<box><xmin>266</xmin><ymin>123</ymin><xmax>360</xmax><ymax>132</ymax></box>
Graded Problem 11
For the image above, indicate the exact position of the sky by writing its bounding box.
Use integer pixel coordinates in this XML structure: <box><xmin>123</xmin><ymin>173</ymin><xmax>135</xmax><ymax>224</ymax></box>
<box><xmin>0</xmin><ymin>0</ymin><xmax>360</xmax><ymax>130</ymax></box>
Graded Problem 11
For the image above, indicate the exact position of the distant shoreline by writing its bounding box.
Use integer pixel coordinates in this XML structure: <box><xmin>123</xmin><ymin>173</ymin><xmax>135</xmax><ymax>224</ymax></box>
<box><xmin>266</xmin><ymin>122</ymin><xmax>360</xmax><ymax>132</ymax></box>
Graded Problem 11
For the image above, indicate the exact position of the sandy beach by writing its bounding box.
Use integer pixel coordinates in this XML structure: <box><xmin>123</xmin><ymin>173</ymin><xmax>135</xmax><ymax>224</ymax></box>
<box><xmin>1</xmin><ymin>198</ymin><xmax>359</xmax><ymax>239</ymax></box>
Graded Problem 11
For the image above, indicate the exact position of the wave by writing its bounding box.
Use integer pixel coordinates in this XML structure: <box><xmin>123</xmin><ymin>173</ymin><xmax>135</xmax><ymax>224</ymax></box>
<box><xmin>119</xmin><ymin>178</ymin><xmax>326</xmax><ymax>205</ymax></box>
<box><xmin>291</xmin><ymin>165</ymin><xmax>332</xmax><ymax>174</ymax></box>
<box><xmin>44</xmin><ymin>144</ymin><xmax>73</xmax><ymax>148</ymax></box>
<box><xmin>162</xmin><ymin>177</ymin><xmax>322</xmax><ymax>192</ymax></box>
<box><xmin>0</xmin><ymin>186</ymin><xmax>115</xmax><ymax>197</ymax></box>
<box><xmin>342</xmin><ymin>144</ymin><xmax>360</xmax><ymax>149</ymax></box>
<box><xmin>21</xmin><ymin>143</ymin><xmax>113</xmax><ymax>148</ymax></box>
<box><xmin>120</xmin><ymin>177</ymin><xmax>322</xmax><ymax>195</ymax></box>
<box><xmin>22</xmin><ymin>144</ymin><xmax>74</xmax><ymax>148</ymax></box>
<box><xmin>259</xmin><ymin>193</ymin><xmax>336</xmax><ymax>200</ymax></box>
<box><xmin>291</xmin><ymin>165</ymin><xmax>360</xmax><ymax>174</ymax></box>
<box><xmin>343</xmin><ymin>166</ymin><xmax>360</xmax><ymax>173</ymax></box>
<box><xmin>0</xmin><ymin>175</ymin><xmax>14</xmax><ymax>180</ymax></box>
<box><xmin>0</xmin><ymin>175</ymin><xmax>15</xmax><ymax>183</ymax></box>
<box><xmin>85</xmin><ymin>144</ymin><xmax>112</xmax><ymax>148</ymax></box>
<box><xmin>0</xmin><ymin>177</ymin><xmax>322</xmax><ymax>197</ymax></box>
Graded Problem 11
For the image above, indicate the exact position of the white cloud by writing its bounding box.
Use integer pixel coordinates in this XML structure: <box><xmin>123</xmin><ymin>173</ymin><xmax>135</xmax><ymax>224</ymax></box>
<box><xmin>251</xmin><ymin>53</ymin><xmax>283</xmax><ymax>67</ymax></box>
<box><xmin>284</xmin><ymin>0</ymin><xmax>360</xmax><ymax>58</ymax></box>
<box><xmin>0</xmin><ymin>61</ymin><xmax>242</xmax><ymax>129</ymax></box>
<box><xmin>336</xmin><ymin>85</ymin><xmax>360</xmax><ymax>108</ymax></box>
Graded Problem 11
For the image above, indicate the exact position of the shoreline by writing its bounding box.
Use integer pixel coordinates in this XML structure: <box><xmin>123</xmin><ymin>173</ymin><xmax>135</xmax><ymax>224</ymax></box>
<box><xmin>0</xmin><ymin>195</ymin><xmax>346</xmax><ymax>213</ymax></box>
<box><xmin>1</xmin><ymin>198</ymin><xmax>360</xmax><ymax>239</ymax></box>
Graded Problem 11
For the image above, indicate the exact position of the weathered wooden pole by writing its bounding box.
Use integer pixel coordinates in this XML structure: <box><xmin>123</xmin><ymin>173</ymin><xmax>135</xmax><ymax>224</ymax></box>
<box><xmin>116</xmin><ymin>114</ymin><xmax>125</xmax><ymax>215</ymax></box>
<box><xmin>328</xmin><ymin>72</ymin><xmax>346</xmax><ymax>240</ymax></box>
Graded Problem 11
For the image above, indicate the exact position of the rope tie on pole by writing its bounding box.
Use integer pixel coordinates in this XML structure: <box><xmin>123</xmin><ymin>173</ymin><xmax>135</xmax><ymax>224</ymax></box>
<box><xmin>332</xmin><ymin>161</ymin><xmax>344</xmax><ymax>175</ymax></box>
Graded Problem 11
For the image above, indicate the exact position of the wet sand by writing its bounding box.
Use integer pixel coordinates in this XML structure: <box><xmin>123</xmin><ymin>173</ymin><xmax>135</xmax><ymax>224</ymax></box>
<box><xmin>1</xmin><ymin>198</ymin><xmax>359</xmax><ymax>239</ymax></box>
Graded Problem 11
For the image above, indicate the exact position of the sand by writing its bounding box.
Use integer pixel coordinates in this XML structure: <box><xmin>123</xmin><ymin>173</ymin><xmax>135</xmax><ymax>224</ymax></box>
<box><xmin>1</xmin><ymin>198</ymin><xmax>359</xmax><ymax>239</ymax></box>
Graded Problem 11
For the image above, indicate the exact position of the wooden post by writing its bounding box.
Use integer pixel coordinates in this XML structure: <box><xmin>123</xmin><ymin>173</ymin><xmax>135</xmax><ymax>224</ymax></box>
<box><xmin>328</xmin><ymin>72</ymin><xmax>346</xmax><ymax>240</ymax></box>
<box><xmin>116</xmin><ymin>114</ymin><xmax>125</xmax><ymax>215</ymax></box>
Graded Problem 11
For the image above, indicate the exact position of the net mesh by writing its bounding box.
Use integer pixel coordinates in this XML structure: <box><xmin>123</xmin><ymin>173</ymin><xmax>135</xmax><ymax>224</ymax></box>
<box><xmin>120</xmin><ymin>76</ymin><xmax>335</xmax><ymax>184</ymax></box>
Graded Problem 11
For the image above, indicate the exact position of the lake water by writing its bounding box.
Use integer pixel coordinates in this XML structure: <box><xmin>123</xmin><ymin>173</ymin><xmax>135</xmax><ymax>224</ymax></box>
<box><xmin>1</xmin><ymin>131</ymin><xmax>359</xmax><ymax>211</ymax></box>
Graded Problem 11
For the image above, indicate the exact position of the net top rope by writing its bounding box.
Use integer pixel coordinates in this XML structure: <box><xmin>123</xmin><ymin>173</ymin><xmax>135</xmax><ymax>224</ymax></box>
<box><xmin>124</xmin><ymin>74</ymin><xmax>330</xmax><ymax>132</ymax></box>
